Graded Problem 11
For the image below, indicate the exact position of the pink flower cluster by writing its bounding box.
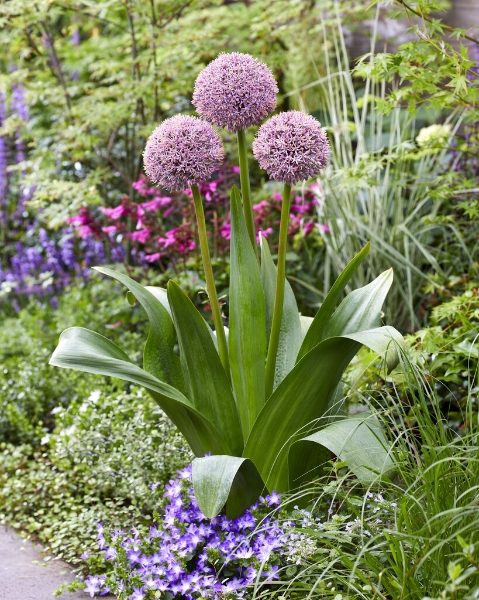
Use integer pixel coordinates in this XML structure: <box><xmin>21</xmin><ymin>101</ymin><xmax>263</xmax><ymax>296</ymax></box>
<box><xmin>67</xmin><ymin>169</ymin><xmax>330</xmax><ymax>270</ymax></box>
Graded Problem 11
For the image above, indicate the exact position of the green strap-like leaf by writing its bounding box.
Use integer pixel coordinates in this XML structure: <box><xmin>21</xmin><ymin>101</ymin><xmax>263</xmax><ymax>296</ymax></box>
<box><xmin>192</xmin><ymin>455</ymin><xmax>265</xmax><ymax>518</ymax></box>
<box><xmin>321</xmin><ymin>269</ymin><xmax>393</xmax><ymax>340</ymax></box>
<box><xmin>243</xmin><ymin>326</ymin><xmax>403</xmax><ymax>492</ymax></box>
<box><xmin>49</xmin><ymin>327</ymin><xmax>228</xmax><ymax>456</ymax></box>
<box><xmin>346</xmin><ymin>325</ymin><xmax>404</xmax><ymax>372</ymax></box>
<box><xmin>167</xmin><ymin>281</ymin><xmax>243</xmax><ymax>455</ymax></box>
<box><xmin>144</xmin><ymin>285</ymin><xmax>171</xmax><ymax>316</ymax></box>
<box><xmin>298</xmin><ymin>243</ymin><xmax>370</xmax><ymax>360</ymax></box>
<box><xmin>229</xmin><ymin>186</ymin><xmax>267</xmax><ymax>438</ymax></box>
<box><xmin>289</xmin><ymin>413</ymin><xmax>394</xmax><ymax>487</ymax></box>
<box><xmin>94</xmin><ymin>266</ymin><xmax>183</xmax><ymax>390</ymax></box>
<box><xmin>260</xmin><ymin>236</ymin><xmax>302</xmax><ymax>389</ymax></box>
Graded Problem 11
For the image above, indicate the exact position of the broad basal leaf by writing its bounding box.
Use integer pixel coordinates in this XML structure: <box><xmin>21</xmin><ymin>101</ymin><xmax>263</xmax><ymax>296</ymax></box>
<box><xmin>167</xmin><ymin>281</ymin><xmax>243</xmax><ymax>455</ymax></box>
<box><xmin>50</xmin><ymin>327</ymin><xmax>229</xmax><ymax>456</ymax></box>
<box><xmin>192</xmin><ymin>455</ymin><xmax>265</xmax><ymax>519</ymax></box>
<box><xmin>322</xmin><ymin>269</ymin><xmax>394</xmax><ymax>340</ymax></box>
<box><xmin>144</xmin><ymin>285</ymin><xmax>171</xmax><ymax>316</ymax></box>
<box><xmin>229</xmin><ymin>186</ymin><xmax>267</xmax><ymax>438</ymax></box>
<box><xmin>289</xmin><ymin>413</ymin><xmax>394</xmax><ymax>488</ymax></box>
<box><xmin>244</xmin><ymin>326</ymin><xmax>403</xmax><ymax>492</ymax></box>
<box><xmin>260</xmin><ymin>236</ymin><xmax>302</xmax><ymax>389</ymax></box>
<box><xmin>298</xmin><ymin>243</ymin><xmax>370</xmax><ymax>360</ymax></box>
<box><xmin>94</xmin><ymin>266</ymin><xmax>183</xmax><ymax>390</ymax></box>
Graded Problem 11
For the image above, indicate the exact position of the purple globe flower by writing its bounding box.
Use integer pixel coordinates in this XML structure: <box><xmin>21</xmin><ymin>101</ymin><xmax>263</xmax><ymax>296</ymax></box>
<box><xmin>143</xmin><ymin>115</ymin><xmax>224</xmax><ymax>191</ymax></box>
<box><xmin>192</xmin><ymin>52</ymin><xmax>278</xmax><ymax>132</ymax></box>
<box><xmin>253</xmin><ymin>111</ymin><xmax>330</xmax><ymax>184</ymax></box>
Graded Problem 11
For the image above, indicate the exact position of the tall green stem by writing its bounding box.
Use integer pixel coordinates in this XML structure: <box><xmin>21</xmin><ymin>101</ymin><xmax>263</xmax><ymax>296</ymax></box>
<box><xmin>237</xmin><ymin>129</ymin><xmax>256</xmax><ymax>250</ymax></box>
<box><xmin>191</xmin><ymin>184</ymin><xmax>230</xmax><ymax>373</ymax></box>
<box><xmin>264</xmin><ymin>183</ymin><xmax>292</xmax><ymax>398</ymax></box>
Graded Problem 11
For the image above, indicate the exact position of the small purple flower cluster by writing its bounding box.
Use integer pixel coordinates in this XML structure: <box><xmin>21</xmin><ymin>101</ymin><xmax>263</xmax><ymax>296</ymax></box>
<box><xmin>0</xmin><ymin>226</ymin><xmax>123</xmax><ymax>307</ymax></box>
<box><xmin>85</xmin><ymin>465</ymin><xmax>290</xmax><ymax>600</ymax></box>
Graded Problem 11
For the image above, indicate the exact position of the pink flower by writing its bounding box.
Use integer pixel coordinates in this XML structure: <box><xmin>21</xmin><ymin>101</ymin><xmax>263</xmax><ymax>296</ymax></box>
<box><xmin>219</xmin><ymin>222</ymin><xmax>231</xmax><ymax>240</ymax></box>
<box><xmin>77</xmin><ymin>225</ymin><xmax>95</xmax><ymax>239</ymax></box>
<box><xmin>318</xmin><ymin>223</ymin><xmax>330</xmax><ymax>234</ymax></box>
<box><xmin>102</xmin><ymin>225</ymin><xmax>118</xmax><ymax>235</ymax></box>
<box><xmin>140</xmin><ymin>197</ymin><xmax>172</xmax><ymax>212</ymax></box>
<box><xmin>257</xmin><ymin>227</ymin><xmax>273</xmax><ymax>241</ymax></box>
<box><xmin>130</xmin><ymin>229</ymin><xmax>150</xmax><ymax>243</ymax></box>
<box><xmin>158</xmin><ymin>229</ymin><xmax>178</xmax><ymax>249</ymax></box>
<box><xmin>178</xmin><ymin>240</ymin><xmax>196</xmax><ymax>254</ymax></box>
<box><xmin>303</xmin><ymin>221</ymin><xmax>315</xmax><ymax>235</ymax></box>
<box><xmin>144</xmin><ymin>252</ymin><xmax>162</xmax><ymax>263</ymax></box>
<box><xmin>66</xmin><ymin>207</ymin><xmax>101</xmax><ymax>238</ymax></box>
<box><xmin>101</xmin><ymin>205</ymin><xmax>128</xmax><ymax>220</ymax></box>
<box><xmin>253</xmin><ymin>200</ymin><xmax>270</xmax><ymax>214</ymax></box>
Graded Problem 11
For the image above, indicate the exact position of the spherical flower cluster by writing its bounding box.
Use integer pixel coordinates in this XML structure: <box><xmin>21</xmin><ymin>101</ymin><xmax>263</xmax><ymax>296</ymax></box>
<box><xmin>415</xmin><ymin>123</ymin><xmax>451</xmax><ymax>150</ymax></box>
<box><xmin>253</xmin><ymin>111</ymin><xmax>330</xmax><ymax>184</ymax></box>
<box><xmin>192</xmin><ymin>52</ymin><xmax>278</xmax><ymax>132</ymax></box>
<box><xmin>85</xmin><ymin>465</ymin><xmax>287</xmax><ymax>599</ymax></box>
<box><xmin>143</xmin><ymin>115</ymin><xmax>224</xmax><ymax>191</ymax></box>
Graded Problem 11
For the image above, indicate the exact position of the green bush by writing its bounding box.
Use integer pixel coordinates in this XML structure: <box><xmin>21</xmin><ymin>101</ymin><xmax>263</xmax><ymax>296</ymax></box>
<box><xmin>0</xmin><ymin>277</ymin><xmax>143</xmax><ymax>443</ymax></box>
<box><xmin>348</xmin><ymin>282</ymin><xmax>479</xmax><ymax>429</ymax></box>
<box><xmin>0</xmin><ymin>386</ymin><xmax>189</xmax><ymax>566</ymax></box>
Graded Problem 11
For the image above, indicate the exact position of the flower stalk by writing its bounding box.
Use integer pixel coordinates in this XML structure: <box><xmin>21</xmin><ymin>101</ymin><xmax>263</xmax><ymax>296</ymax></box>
<box><xmin>264</xmin><ymin>182</ymin><xmax>292</xmax><ymax>397</ymax></box>
<box><xmin>237</xmin><ymin>129</ymin><xmax>256</xmax><ymax>250</ymax></box>
<box><xmin>191</xmin><ymin>183</ymin><xmax>230</xmax><ymax>373</ymax></box>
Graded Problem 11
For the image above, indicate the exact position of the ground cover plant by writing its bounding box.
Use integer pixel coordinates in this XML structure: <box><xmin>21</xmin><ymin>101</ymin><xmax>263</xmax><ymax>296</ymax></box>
<box><xmin>0</xmin><ymin>1</ymin><xmax>478</xmax><ymax>599</ymax></box>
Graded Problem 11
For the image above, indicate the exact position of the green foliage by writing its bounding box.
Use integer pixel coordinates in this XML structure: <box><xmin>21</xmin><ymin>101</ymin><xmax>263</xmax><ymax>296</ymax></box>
<box><xmin>0</xmin><ymin>0</ymin><xmax>329</xmax><ymax>223</ymax></box>
<box><xmin>0</xmin><ymin>277</ymin><xmax>143</xmax><ymax>443</ymax></box>
<box><xmin>350</xmin><ymin>280</ymin><xmax>479</xmax><ymax>430</ymax></box>
<box><xmin>292</xmin><ymin>14</ymin><xmax>474</xmax><ymax>330</ymax></box>
<box><xmin>0</xmin><ymin>387</ymin><xmax>189</xmax><ymax>566</ymax></box>
<box><xmin>249</xmin><ymin>360</ymin><xmax>479</xmax><ymax>599</ymax></box>
<box><xmin>362</xmin><ymin>0</ymin><xmax>479</xmax><ymax>115</ymax></box>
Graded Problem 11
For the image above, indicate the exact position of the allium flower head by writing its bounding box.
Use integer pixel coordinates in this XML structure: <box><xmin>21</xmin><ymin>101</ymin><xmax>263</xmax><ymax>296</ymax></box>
<box><xmin>192</xmin><ymin>52</ymin><xmax>278</xmax><ymax>132</ymax></box>
<box><xmin>253</xmin><ymin>111</ymin><xmax>330</xmax><ymax>184</ymax></box>
<box><xmin>143</xmin><ymin>115</ymin><xmax>224</xmax><ymax>191</ymax></box>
